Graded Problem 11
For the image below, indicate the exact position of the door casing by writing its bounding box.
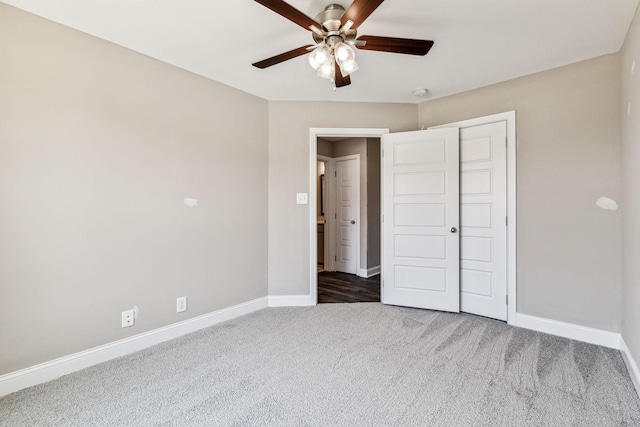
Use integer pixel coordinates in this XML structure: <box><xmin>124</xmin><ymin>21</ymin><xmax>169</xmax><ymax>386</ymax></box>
<box><xmin>309</xmin><ymin>128</ymin><xmax>389</xmax><ymax>305</ymax></box>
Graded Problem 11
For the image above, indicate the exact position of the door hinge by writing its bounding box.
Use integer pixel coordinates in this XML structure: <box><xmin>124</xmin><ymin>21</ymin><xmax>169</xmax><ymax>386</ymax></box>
<box><xmin>335</xmin><ymin>171</ymin><xmax>337</xmax><ymax>177</ymax></box>
<box><xmin>505</xmin><ymin>216</ymin><xmax>508</xmax><ymax>226</ymax></box>
<box><xmin>335</xmin><ymin>213</ymin><xmax>337</xmax><ymax>219</ymax></box>
<box><xmin>506</xmin><ymin>294</ymin><xmax>508</xmax><ymax>304</ymax></box>
<box><xmin>335</xmin><ymin>256</ymin><xmax>337</xmax><ymax>261</ymax></box>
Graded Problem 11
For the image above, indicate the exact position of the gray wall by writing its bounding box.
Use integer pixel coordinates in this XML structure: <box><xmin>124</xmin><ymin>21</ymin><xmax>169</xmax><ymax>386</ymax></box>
<box><xmin>317</xmin><ymin>138</ymin><xmax>334</xmax><ymax>158</ymax></box>
<box><xmin>268</xmin><ymin>102</ymin><xmax>418</xmax><ymax>296</ymax></box>
<box><xmin>418</xmin><ymin>54</ymin><xmax>622</xmax><ymax>332</ymax></box>
<box><xmin>0</xmin><ymin>5</ymin><xmax>268</xmax><ymax>374</ymax></box>
<box><xmin>621</xmin><ymin>4</ymin><xmax>640</xmax><ymax>374</ymax></box>
<box><xmin>269</xmin><ymin>57</ymin><xmax>624</xmax><ymax>334</ymax></box>
<box><xmin>366</xmin><ymin>138</ymin><xmax>381</xmax><ymax>269</ymax></box>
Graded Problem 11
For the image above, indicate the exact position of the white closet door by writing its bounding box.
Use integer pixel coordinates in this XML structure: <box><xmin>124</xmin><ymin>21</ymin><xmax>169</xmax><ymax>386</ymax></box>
<box><xmin>459</xmin><ymin>121</ymin><xmax>508</xmax><ymax>320</ymax></box>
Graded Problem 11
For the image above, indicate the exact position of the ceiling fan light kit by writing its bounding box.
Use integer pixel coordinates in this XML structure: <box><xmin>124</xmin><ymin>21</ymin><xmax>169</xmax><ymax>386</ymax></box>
<box><xmin>253</xmin><ymin>0</ymin><xmax>434</xmax><ymax>89</ymax></box>
<box><xmin>309</xmin><ymin>41</ymin><xmax>359</xmax><ymax>80</ymax></box>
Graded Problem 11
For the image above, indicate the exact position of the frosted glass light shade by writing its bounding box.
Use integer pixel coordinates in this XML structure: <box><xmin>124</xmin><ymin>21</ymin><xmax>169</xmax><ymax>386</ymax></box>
<box><xmin>309</xmin><ymin>45</ymin><xmax>330</xmax><ymax>70</ymax></box>
<box><xmin>333</xmin><ymin>42</ymin><xmax>358</xmax><ymax>77</ymax></box>
<box><xmin>339</xmin><ymin>58</ymin><xmax>359</xmax><ymax>77</ymax></box>
<box><xmin>334</xmin><ymin>43</ymin><xmax>354</xmax><ymax>63</ymax></box>
<box><xmin>317</xmin><ymin>56</ymin><xmax>335</xmax><ymax>80</ymax></box>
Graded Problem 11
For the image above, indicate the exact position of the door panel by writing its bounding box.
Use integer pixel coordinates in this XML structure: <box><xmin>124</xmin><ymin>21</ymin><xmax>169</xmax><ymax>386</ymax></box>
<box><xmin>382</xmin><ymin>128</ymin><xmax>460</xmax><ymax>312</ymax></box>
<box><xmin>459</xmin><ymin>121</ymin><xmax>507</xmax><ymax>320</ymax></box>
<box><xmin>394</xmin><ymin>203</ymin><xmax>446</xmax><ymax>226</ymax></box>
<box><xmin>335</xmin><ymin>157</ymin><xmax>359</xmax><ymax>274</ymax></box>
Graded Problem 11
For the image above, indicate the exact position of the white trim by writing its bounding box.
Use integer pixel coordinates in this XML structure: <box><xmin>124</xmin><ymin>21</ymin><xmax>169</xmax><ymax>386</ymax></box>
<box><xmin>309</xmin><ymin>128</ymin><xmax>389</xmax><ymax>305</ymax></box>
<box><xmin>515</xmin><ymin>313</ymin><xmax>620</xmax><ymax>349</ymax></box>
<box><xmin>430</xmin><ymin>111</ymin><xmax>517</xmax><ymax>325</ymax></box>
<box><xmin>267</xmin><ymin>295</ymin><xmax>314</xmax><ymax>307</ymax></box>
<box><xmin>0</xmin><ymin>297</ymin><xmax>268</xmax><ymax>398</ymax></box>
<box><xmin>361</xmin><ymin>265</ymin><xmax>381</xmax><ymax>278</ymax></box>
<box><xmin>621</xmin><ymin>336</ymin><xmax>640</xmax><ymax>397</ymax></box>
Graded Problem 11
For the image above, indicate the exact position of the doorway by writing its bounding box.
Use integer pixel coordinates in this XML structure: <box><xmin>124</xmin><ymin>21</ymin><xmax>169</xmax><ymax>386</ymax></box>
<box><xmin>310</xmin><ymin>128</ymin><xmax>389</xmax><ymax>305</ymax></box>
<box><xmin>316</xmin><ymin>144</ymin><xmax>377</xmax><ymax>303</ymax></box>
<box><xmin>317</xmin><ymin>271</ymin><xmax>380</xmax><ymax>303</ymax></box>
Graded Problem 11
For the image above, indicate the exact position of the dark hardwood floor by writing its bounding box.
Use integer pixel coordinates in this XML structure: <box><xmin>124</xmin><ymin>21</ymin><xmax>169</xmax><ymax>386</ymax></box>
<box><xmin>318</xmin><ymin>271</ymin><xmax>380</xmax><ymax>303</ymax></box>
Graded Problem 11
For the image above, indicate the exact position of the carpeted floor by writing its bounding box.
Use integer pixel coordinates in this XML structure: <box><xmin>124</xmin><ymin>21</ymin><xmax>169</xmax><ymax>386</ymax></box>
<box><xmin>1</xmin><ymin>303</ymin><xmax>639</xmax><ymax>426</ymax></box>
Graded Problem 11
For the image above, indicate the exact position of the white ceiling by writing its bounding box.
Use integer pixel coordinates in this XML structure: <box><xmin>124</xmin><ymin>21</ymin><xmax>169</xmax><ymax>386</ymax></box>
<box><xmin>3</xmin><ymin>0</ymin><xmax>639</xmax><ymax>104</ymax></box>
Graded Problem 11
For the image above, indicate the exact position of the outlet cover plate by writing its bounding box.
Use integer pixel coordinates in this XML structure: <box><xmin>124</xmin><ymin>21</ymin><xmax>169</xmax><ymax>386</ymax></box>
<box><xmin>177</xmin><ymin>296</ymin><xmax>187</xmax><ymax>313</ymax></box>
<box><xmin>121</xmin><ymin>309</ymin><xmax>135</xmax><ymax>328</ymax></box>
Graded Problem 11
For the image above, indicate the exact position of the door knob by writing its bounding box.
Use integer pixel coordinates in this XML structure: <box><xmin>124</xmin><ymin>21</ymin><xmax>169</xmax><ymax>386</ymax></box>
<box><xmin>450</xmin><ymin>227</ymin><xmax>457</xmax><ymax>233</ymax></box>
<box><xmin>351</xmin><ymin>220</ymin><xmax>356</xmax><ymax>224</ymax></box>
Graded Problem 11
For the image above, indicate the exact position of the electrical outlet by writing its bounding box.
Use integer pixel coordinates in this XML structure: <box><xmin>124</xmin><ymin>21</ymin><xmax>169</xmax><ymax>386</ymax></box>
<box><xmin>121</xmin><ymin>309</ymin><xmax>135</xmax><ymax>328</ymax></box>
<box><xmin>177</xmin><ymin>296</ymin><xmax>187</xmax><ymax>313</ymax></box>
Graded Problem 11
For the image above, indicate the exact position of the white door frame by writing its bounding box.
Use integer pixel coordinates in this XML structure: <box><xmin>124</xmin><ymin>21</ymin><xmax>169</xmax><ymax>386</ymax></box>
<box><xmin>430</xmin><ymin>111</ymin><xmax>517</xmax><ymax>325</ymax></box>
<box><xmin>309</xmin><ymin>128</ymin><xmax>389</xmax><ymax>305</ymax></box>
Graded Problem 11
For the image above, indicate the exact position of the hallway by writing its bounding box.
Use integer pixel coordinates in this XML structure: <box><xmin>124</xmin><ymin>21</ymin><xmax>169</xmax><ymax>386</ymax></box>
<box><xmin>318</xmin><ymin>271</ymin><xmax>380</xmax><ymax>303</ymax></box>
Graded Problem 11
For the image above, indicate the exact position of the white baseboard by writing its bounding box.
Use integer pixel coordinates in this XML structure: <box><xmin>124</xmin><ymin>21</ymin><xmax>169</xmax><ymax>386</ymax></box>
<box><xmin>515</xmin><ymin>313</ymin><xmax>621</xmax><ymax>349</ymax></box>
<box><xmin>357</xmin><ymin>266</ymin><xmax>381</xmax><ymax>278</ymax></box>
<box><xmin>621</xmin><ymin>336</ymin><xmax>640</xmax><ymax>398</ymax></box>
<box><xmin>268</xmin><ymin>295</ymin><xmax>314</xmax><ymax>307</ymax></box>
<box><xmin>367</xmin><ymin>266</ymin><xmax>381</xmax><ymax>277</ymax></box>
<box><xmin>0</xmin><ymin>297</ymin><xmax>268</xmax><ymax>398</ymax></box>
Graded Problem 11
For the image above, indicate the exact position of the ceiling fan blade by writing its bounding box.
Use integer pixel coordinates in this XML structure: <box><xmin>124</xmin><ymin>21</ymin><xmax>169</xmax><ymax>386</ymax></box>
<box><xmin>252</xmin><ymin>45</ymin><xmax>314</xmax><ymax>69</ymax></box>
<box><xmin>357</xmin><ymin>35</ymin><xmax>434</xmax><ymax>55</ymax></box>
<box><xmin>255</xmin><ymin>0</ymin><xmax>320</xmax><ymax>31</ymax></box>
<box><xmin>334</xmin><ymin>61</ymin><xmax>351</xmax><ymax>88</ymax></box>
<box><xmin>341</xmin><ymin>0</ymin><xmax>385</xmax><ymax>28</ymax></box>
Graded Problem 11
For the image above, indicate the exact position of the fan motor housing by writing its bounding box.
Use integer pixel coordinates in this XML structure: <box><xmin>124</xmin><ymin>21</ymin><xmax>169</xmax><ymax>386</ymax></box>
<box><xmin>315</xmin><ymin>4</ymin><xmax>345</xmax><ymax>31</ymax></box>
<box><xmin>312</xmin><ymin>4</ymin><xmax>357</xmax><ymax>44</ymax></box>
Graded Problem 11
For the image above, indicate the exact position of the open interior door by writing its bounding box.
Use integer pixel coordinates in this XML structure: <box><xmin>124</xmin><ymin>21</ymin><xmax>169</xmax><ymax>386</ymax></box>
<box><xmin>382</xmin><ymin>128</ymin><xmax>460</xmax><ymax>311</ymax></box>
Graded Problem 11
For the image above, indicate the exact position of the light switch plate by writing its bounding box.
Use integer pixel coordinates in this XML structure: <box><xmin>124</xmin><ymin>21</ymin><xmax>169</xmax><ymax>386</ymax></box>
<box><xmin>296</xmin><ymin>193</ymin><xmax>308</xmax><ymax>205</ymax></box>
